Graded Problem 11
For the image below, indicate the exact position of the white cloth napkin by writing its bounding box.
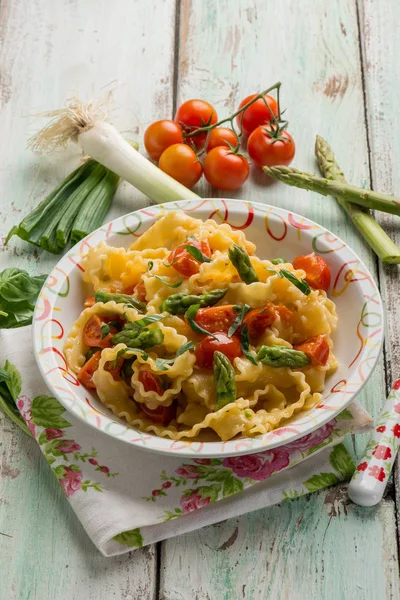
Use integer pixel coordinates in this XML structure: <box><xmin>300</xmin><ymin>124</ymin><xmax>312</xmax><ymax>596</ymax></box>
<box><xmin>2</xmin><ymin>327</ymin><xmax>373</xmax><ymax>556</ymax></box>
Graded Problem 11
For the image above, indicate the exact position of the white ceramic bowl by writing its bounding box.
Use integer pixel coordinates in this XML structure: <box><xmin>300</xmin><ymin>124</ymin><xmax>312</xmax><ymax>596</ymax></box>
<box><xmin>33</xmin><ymin>199</ymin><xmax>384</xmax><ymax>457</ymax></box>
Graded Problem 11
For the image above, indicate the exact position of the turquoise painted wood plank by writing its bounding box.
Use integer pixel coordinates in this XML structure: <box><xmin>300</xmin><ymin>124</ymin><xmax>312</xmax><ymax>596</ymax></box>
<box><xmin>161</xmin><ymin>1</ymin><xmax>399</xmax><ymax>598</ymax></box>
<box><xmin>0</xmin><ymin>0</ymin><xmax>179</xmax><ymax>597</ymax></box>
<box><xmin>161</xmin><ymin>490</ymin><xmax>399</xmax><ymax>600</ymax></box>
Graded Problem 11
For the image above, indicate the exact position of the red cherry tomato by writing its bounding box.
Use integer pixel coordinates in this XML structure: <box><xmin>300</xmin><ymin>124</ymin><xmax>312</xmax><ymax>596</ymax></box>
<box><xmin>168</xmin><ymin>239</ymin><xmax>211</xmax><ymax>277</ymax></box>
<box><xmin>144</xmin><ymin>120</ymin><xmax>183</xmax><ymax>160</ymax></box>
<box><xmin>195</xmin><ymin>332</ymin><xmax>242</xmax><ymax>369</ymax></box>
<box><xmin>140</xmin><ymin>402</ymin><xmax>176</xmax><ymax>424</ymax></box>
<box><xmin>247</xmin><ymin>125</ymin><xmax>295</xmax><ymax>168</ymax></box>
<box><xmin>175</xmin><ymin>99</ymin><xmax>218</xmax><ymax>148</ymax></box>
<box><xmin>243</xmin><ymin>305</ymin><xmax>277</xmax><ymax>340</ymax></box>
<box><xmin>292</xmin><ymin>253</ymin><xmax>331</xmax><ymax>292</ymax></box>
<box><xmin>78</xmin><ymin>351</ymin><xmax>101</xmax><ymax>389</ymax></box>
<box><xmin>236</xmin><ymin>93</ymin><xmax>279</xmax><ymax>137</ymax></box>
<box><xmin>206</xmin><ymin>127</ymin><xmax>238</xmax><ymax>152</ymax></box>
<box><xmin>84</xmin><ymin>296</ymin><xmax>95</xmax><ymax>308</ymax></box>
<box><xmin>82</xmin><ymin>315</ymin><xmax>117</xmax><ymax>348</ymax></box>
<box><xmin>194</xmin><ymin>305</ymin><xmax>237</xmax><ymax>334</ymax></box>
<box><xmin>294</xmin><ymin>335</ymin><xmax>330</xmax><ymax>366</ymax></box>
<box><xmin>138</xmin><ymin>370</ymin><xmax>164</xmax><ymax>395</ymax></box>
<box><xmin>203</xmin><ymin>147</ymin><xmax>249</xmax><ymax>191</ymax></box>
<box><xmin>275</xmin><ymin>305</ymin><xmax>295</xmax><ymax>324</ymax></box>
<box><xmin>159</xmin><ymin>143</ymin><xmax>202</xmax><ymax>188</ymax></box>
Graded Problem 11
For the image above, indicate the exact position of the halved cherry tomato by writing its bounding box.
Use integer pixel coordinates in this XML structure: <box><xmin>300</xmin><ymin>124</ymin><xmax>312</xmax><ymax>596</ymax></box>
<box><xmin>104</xmin><ymin>356</ymin><xmax>124</xmax><ymax>381</ymax></box>
<box><xmin>140</xmin><ymin>402</ymin><xmax>176</xmax><ymax>424</ymax></box>
<box><xmin>168</xmin><ymin>239</ymin><xmax>211</xmax><ymax>277</ymax></box>
<box><xmin>275</xmin><ymin>305</ymin><xmax>295</xmax><ymax>324</ymax></box>
<box><xmin>247</xmin><ymin>125</ymin><xmax>295</xmax><ymax>168</ymax></box>
<box><xmin>175</xmin><ymin>99</ymin><xmax>218</xmax><ymax>148</ymax></box>
<box><xmin>195</xmin><ymin>332</ymin><xmax>242</xmax><ymax>369</ymax></box>
<box><xmin>236</xmin><ymin>93</ymin><xmax>279</xmax><ymax>137</ymax></box>
<box><xmin>77</xmin><ymin>351</ymin><xmax>101</xmax><ymax>389</ymax></box>
<box><xmin>83</xmin><ymin>315</ymin><xmax>117</xmax><ymax>348</ymax></box>
<box><xmin>292</xmin><ymin>253</ymin><xmax>331</xmax><ymax>292</ymax></box>
<box><xmin>206</xmin><ymin>127</ymin><xmax>238</xmax><ymax>152</ymax></box>
<box><xmin>195</xmin><ymin>305</ymin><xmax>237</xmax><ymax>334</ymax></box>
<box><xmin>84</xmin><ymin>296</ymin><xmax>95</xmax><ymax>308</ymax></box>
<box><xmin>203</xmin><ymin>147</ymin><xmax>249</xmax><ymax>191</ymax></box>
<box><xmin>294</xmin><ymin>335</ymin><xmax>330</xmax><ymax>366</ymax></box>
<box><xmin>243</xmin><ymin>305</ymin><xmax>277</xmax><ymax>340</ymax></box>
<box><xmin>159</xmin><ymin>143</ymin><xmax>203</xmax><ymax>188</ymax></box>
<box><xmin>138</xmin><ymin>370</ymin><xmax>165</xmax><ymax>395</ymax></box>
<box><xmin>144</xmin><ymin>120</ymin><xmax>183</xmax><ymax>160</ymax></box>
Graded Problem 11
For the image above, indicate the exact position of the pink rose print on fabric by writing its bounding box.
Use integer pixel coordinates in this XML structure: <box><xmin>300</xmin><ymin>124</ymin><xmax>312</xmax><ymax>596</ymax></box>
<box><xmin>368</xmin><ymin>465</ymin><xmax>385</xmax><ymax>482</ymax></box>
<box><xmin>394</xmin><ymin>403</ymin><xmax>400</xmax><ymax>414</ymax></box>
<box><xmin>223</xmin><ymin>449</ymin><xmax>290</xmax><ymax>481</ymax></box>
<box><xmin>357</xmin><ymin>462</ymin><xmax>368</xmax><ymax>472</ymax></box>
<box><xmin>283</xmin><ymin>420</ymin><xmax>336</xmax><ymax>454</ymax></box>
<box><xmin>175</xmin><ymin>465</ymin><xmax>201</xmax><ymax>479</ymax></box>
<box><xmin>60</xmin><ymin>467</ymin><xmax>83</xmax><ymax>498</ymax></box>
<box><xmin>17</xmin><ymin>395</ymin><xmax>36</xmax><ymax>436</ymax></box>
<box><xmin>193</xmin><ymin>459</ymin><xmax>212</xmax><ymax>465</ymax></box>
<box><xmin>372</xmin><ymin>445</ymin><xmax>392</xmax><ymax>460</ymax></box>
<box><xmin>376</xmin><ymin>425</ymin><xmax>386</xmax><ymax>433</ymax></box>
<box><xmin>45</xmin><ymin>428</ymin><xmax>64</xmax><ymax>440</ymax></box>
<box><xmin>180</xmin><ymin>490</ymin><xmax>211</xmax><ymax>513</ymax></box>
<box><xmin>392</xmin><ymin>424</ymin><xmax>400</xmax><ymax>438</ymax></box>
<box><xmin>393</xmin><ymin>379</ymin><xmax>400</xmax><ymax>390</ymax></box>
<box><xmin>56</xmin><ymin>440</ymin><xmax>81</xmax><ymax>454</ymax></box>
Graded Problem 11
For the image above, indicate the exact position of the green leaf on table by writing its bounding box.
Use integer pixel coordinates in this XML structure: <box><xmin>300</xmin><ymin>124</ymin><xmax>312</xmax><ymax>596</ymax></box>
<box><xmin>3</xmin><ymin>360</ymin><xmax>22</xmax><ymax>400</ymax></box>
<box><xmin>114</xmin><ymin>528</ymin><xmax>143</xmax><ymax>548</ymax></box>
<box><xmin>0</xmin><ymin>361</ymin><xmax>31</xmax><ymax>436</ymax></box>
<box><xmin>31</xmin><ymin>395</ymin><xmax>72</xmax><ymax>429</ymax></box>
<box><xmin>304</xmin><ymin>472</ymin><xmax>339</xmax><ymax>492</ymax></box>
<box><xmin>329</xmin><ymin>443</ymin><xmax>356</xmax><ymax>478</ymax></box>
<box><xmin>0</xmin><ymin>268</ymin><xmax>47</xmax><ymax>303</ymax></box>
<box><xmin>222</xmin><ymin>476</ymin><xmax>244</xmax><ymax>498</ymax></box>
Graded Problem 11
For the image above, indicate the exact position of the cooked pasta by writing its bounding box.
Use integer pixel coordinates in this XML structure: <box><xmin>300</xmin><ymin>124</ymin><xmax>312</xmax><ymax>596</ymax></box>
<box><xmin>64</xmin><ymin>210</ymin><xmax>338</xmax><ymax>441</ymax></box>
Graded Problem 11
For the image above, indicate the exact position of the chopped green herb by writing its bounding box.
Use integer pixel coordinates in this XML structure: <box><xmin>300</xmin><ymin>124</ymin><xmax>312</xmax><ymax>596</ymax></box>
<box><xmin>185</xmin><ymin>304</ymin><xmax>218</xmax><ymax>339</ymax></box>
<box><xmin>155</xmin><ymin>341</ymin><xmax>196</xmax><ymax>371</ymax></box>
<box><xmin>125</xmin><ymin>314</ymin><xmax>165</xmax><ymax>328</ymax></box>
<box><xmin>271</xmin><ymin>258</ymin><xmax>286</xmax><ymax>265</ymax></box>
<box><xmin>240</xmin><ymin>324</ymin><xmax>258</xmax><ymax>365</ymax></box>
<box><xmin>228</xmin><ymin>304</ymin><xmax>251</xmax><ymax>337</ymax></box>
<box><xmin>85</xmin><ymin>347</ymin><xmax>101</xmax><ymax>361</ymax></box>
<box><xmin>279</xmin><ymin>269</ymin><xmax>311</xmax><ymax>296</ymax></box>
<box><xmin>100</xmin><ymin>322</ymin><xmax>110</xmax><ymax>339</ymax></box>
<box><xmin>183</xmin><ymin>245</ymin><xmax>212</xmax><ymax>263</ymax></box>
<box><xmin>214</xmin><ymin>351</ymin><xmax>237</xmax><ymax>410</ymax></box>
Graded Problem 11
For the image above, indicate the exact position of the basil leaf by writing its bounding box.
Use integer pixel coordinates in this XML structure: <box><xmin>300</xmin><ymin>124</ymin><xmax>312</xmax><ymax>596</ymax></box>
<box><xmin>155</xmin><ymin>341</ymin><xmax>196</xmax><ymax>371</ymax></box>
<box><xmin>101</xmin><ymin>322</ymin><xmax>110</xmax><ymax>339</ymax></box>
<box><xmin>240</xmin><ymin>324</ymin><xmax>258</xmax><ymax>365</ymax></box>
<box><xmin>110</xmin><ymin>347</ymin><xmax>149</xmax><ymax>370</ymax></box>
<box><xmin>153</xmin><ymin>275</ymin><xmax>183</xmax><ymax>288</ymax></box>
<box><xmin>0</xmin><ymin>361</ymin><xmax>31</xmax><ymax>436</ymax></box>
<box><xmin>125</xmin><ymin>314</ymin><xmax>164</xmax><ymax>329</ymax></box>
<box><xmin>271</xmin><ymin>258</ymin><xmax>286</xmax><ymax>265</ymax></box>
<box><xmin>228</xmin><ymin>304</ymin><xmax>251</xmax><ymax>337</ymax></box>
<box><xmin>0</xmin><ymin>268</ymin><xmax>47</xmax><ymax>329</ymax></box>
<box><xmin>279</xmin><ymin>269</ymin><xmax>311</xmax><ymax>295</ymax></box>
<box><xmin>183</xmin><ymin>245</ymin><xmax>212</xmax><ymax>263</ymax></box>
<box><xmin>85</xmin><ymin>347</ymin><xmax>102</xmax><ymax>361</ymax></box>
<box><xmin>185</xmin><ymin>304</ymin><xmax>218</xmax><ymax>339</ymax></box>
<box><xmin>147</xmin><ymin>260</ymin><xmax>154</xmax><ymax>271</ymax></box>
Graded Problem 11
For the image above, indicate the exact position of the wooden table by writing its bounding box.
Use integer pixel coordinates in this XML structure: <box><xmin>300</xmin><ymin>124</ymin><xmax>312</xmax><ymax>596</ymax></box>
<box><xmin>1</xmin><ymin>0</ymin><xmax>400</xmax><ymax>598</ymax></box>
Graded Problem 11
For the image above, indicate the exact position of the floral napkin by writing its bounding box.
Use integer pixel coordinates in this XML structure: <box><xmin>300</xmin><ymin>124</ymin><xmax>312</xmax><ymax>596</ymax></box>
<box><xmin>2</xmin><ymin>327</ymin><xmax>373</xmax><ymax>557</ymax></box>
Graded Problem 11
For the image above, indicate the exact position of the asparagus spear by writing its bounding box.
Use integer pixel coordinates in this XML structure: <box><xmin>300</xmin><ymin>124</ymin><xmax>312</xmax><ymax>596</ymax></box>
<box><xmin>94</xmin><ymin>290</ymin><xmax>146</xmax><ymax>313</ymax></box>
<box><xmin>263</xmin><ymin>166</ymin><xmax>400</xmax><ymax>217</ymax></box>
<box><xmin>228</xmin><ymin>244</ymin><xmax>259</xmax><ymax>284</ymax></box>
<box><xmin>160</xmin><ymin>289</ymin><xmax>227</xmax><ymax>315</ymax></box>
<box><xmin>111</xmin><ymin>327</ymin><xmax>164</xmax><ymax>349</ymax></box>
<box><xmin>213</xmin><ymin>351</ymin><xmax>237</xmax><ymax>410</ymax></box>
<box><xmin>256</xmin><ymin>345</ymin><xmax>311</xmax><ymax>368</ymax></box>
<box><xmin>314</xmin><ymin>136</ymin><xmax>400</xmax><ymax>264</ymax></box>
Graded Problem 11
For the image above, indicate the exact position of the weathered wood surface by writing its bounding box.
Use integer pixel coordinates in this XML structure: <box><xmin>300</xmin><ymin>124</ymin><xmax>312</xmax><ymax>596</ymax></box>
<box><xmin>0</xmin><ymin>0</ymin><xmax>399</xmax><ymax>598</ymax></box>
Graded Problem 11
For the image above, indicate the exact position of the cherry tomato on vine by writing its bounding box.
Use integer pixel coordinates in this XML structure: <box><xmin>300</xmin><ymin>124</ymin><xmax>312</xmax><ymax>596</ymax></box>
<box><xmin>292</xmin><ymin>253</ymin><xmax>331</xmax><ymax>291</ymax></box>
<box><xmin>203</xmin><ymin>146</ymin><xmax>249</xmax><ymax>191</ymax></box>
<box><xmin>247</xmin><ymin>126</ymin><xmax>295</xmax><ymax>168</ymax></box>
<box><xmin>206</xmin><ymin>127</ymin><xmax>238</xmax><ymax>152</ymax></box>
<box><xmin>144</xmin><ymin>120</ymin><xmax>183</xmax><ymax>160</ymax></box>
<box><xmin>159</xmin><ymin>143</ymin><xmax>202</xmax><ymax>188</ymax></box>
<box><xmin>236</xmin><ymin>93</ymin><xmax>279</xmax><ymax>137</ymax></box>
<box><xmin>175</xmin><ymin>99</ymin><xmax>218</xmax><ymax>148</ymax></box>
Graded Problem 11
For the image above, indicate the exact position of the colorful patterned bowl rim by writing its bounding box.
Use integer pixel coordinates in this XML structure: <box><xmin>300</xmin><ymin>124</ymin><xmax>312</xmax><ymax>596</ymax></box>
<box><xmin>32</xmin><ymin>198</ymin><xmax>384</xmax><ymax>458</ymax></box>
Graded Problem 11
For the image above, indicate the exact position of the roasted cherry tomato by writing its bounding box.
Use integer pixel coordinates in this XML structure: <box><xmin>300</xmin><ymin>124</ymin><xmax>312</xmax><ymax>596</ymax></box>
<box><xmin>294</xmin><ymin>334</ymin><xmax>330</xmax><ymax>366</ymax></box>
<box><xmin>77</xmin><ymin>351</ymin><xmax>101</xmax><ymax>388</ymax></box>
<box><xmin>84</xmin><ymin>296</ymin><xmax>95</xmax><ymax>308</ymax></box>
<box><xmin>195</xmin><ymin>332</ymin><xmax>242</xmax><ymax>369</ymax></box>
<box><xmin>175</xmin><ymin>99</ymin><xmax>218</xmax><ymax>148</ymax></box>
<box><xmin>82</xmin><ymin>315</ymin><xmax>117</xmax><ymax>348</ymax></box>
<box><xmin>195</xmin><ymin>305</ymin><xmax>237</xmax><ymax>334</ymax></box>
<box><xmin>203</xmin><ymin>147</ymin><xmax>249</xmax><ymax>191</ymax></box>
<box><xmin>144</xmin><ymin>120</ymin><xmax>183</xmax><ymax>160</ymax></box>
<box><xmin>275</xmin><ymin>305</ymin><xmax>295</xmax><ymax>324</ymax></box>
<box><xmin>138</xmin><ymin>370</ymin><xmax>165</xmax><ymax>395</ymax></box>
<box><xmin>168</xmin><ymin>239</ymin><xmax>211</xmax><ymax>277</ymax></box>
<box><xmin>140</xmin><ymin>402</ymin><xmax>176</xmax><ymax>424</ymax></box>
<box><xmin>292</xmin><ymin>253</ymin><xmax>331</xmax><ymax>292</ymax></box>
<box><xmin>206</xmin><ymin>127</ymin><xmax>238</xmax><ymax>152</ymax></box>
<box><xmin>159</xmin><ymin>143</ymin><xmax>202</xmax><ymax>188</ymax></box>
<box><xmin>104</xmin><ymin>356</ymin><xmax>124</xmax><ymax>381</ymax></box>
<box><xmin>243</xmin><ymin>305</ymin><xmax>277</xmax><ymax>340</ymax></box>
<box><xmin>236</xmin><ymin>93</ymin><xmax>279</xmax><ymax>137</ymax></box>
<box><xmin>247</xmin><ymin>125</ymin><xmax>295</xmax><ymax>168</ymax></box>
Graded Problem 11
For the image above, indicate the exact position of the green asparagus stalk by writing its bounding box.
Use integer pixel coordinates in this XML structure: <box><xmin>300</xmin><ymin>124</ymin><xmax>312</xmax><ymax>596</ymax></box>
<box><xmin>213</xmin><ymin>351</ymin><xmax>237</xmax><ymax>410</ymax></box>
<box><xmin>94</xmin><ymin>290</ymin><xmax>146</xmax><ymax>313</ymax></box>
<box><xmin>160</xmin><ymin>289</ymin><xmax>227</xmax><ymax>315</ymax></box>
<box><xmin>228</xmin><ymin>244</ymin><xmax>259</xmax><ymax>284</ymax></box>
<box><xmin>111</xmin><ymin>327</ymin><xmax>164</xmax><ymax>349</ymax></box>
<box><xmin>314</xmin><ymin>136</ymin><xmax>400</xmax><ymax>264</ymax></box>
<box><xmin>263</xmin><ymin>166</ymin><xmax>400</xmax><ymax>217</ymax></box>
<box><xmin>256</xmin><ymin>345</ymin><xmax>311</xmax><ymax>368</ymax></box>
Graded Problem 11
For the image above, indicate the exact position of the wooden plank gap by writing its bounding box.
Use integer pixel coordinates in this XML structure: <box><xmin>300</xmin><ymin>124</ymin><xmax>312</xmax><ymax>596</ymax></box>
<box><xmin>172</xmin><ymin>0</ymin><xmax>182</xmax><ymax>117</ymax></box>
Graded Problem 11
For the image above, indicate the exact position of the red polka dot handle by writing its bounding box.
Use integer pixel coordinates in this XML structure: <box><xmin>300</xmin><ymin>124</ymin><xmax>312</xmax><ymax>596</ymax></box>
<box><xmin>348</xmin><ymin>379</ymin><xmax>400</xmax><ymax>506</ymax></box>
